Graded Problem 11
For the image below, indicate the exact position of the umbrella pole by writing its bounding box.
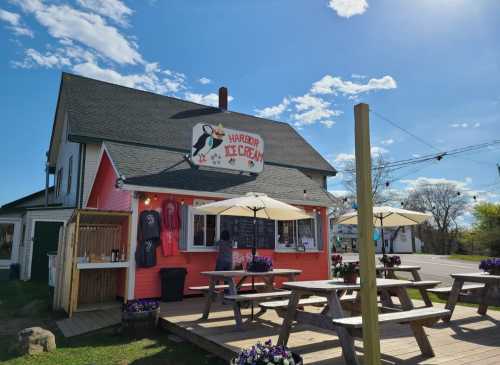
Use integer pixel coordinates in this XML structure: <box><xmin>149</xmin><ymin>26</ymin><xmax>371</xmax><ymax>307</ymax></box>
<box><xmin>380</xmin><ymin>216</ymin><xmax>386</xmax><ymax>256</ymax></box>
<box><xmin>251</xmin><ymin>208</ymin><xmax>256</xmax><ymax>320</ymax></box>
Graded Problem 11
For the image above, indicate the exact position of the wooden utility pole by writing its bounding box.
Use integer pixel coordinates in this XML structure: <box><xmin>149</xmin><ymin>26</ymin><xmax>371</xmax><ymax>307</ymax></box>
<box><xmin>354</xmin><ymin>103</ymin><xmax>381</xmax><ymax>365</ymax></box>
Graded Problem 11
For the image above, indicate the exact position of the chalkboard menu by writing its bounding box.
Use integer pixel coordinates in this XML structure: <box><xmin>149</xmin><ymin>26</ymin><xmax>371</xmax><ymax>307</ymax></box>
<box><xmin>220</xmin><ymin>216</ymin><xmax>275</xmax><ymax>249</ymax></box>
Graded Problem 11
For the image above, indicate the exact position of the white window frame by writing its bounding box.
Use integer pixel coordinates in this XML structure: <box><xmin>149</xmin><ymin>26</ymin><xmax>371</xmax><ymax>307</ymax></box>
<box><xmin>185</xmin><ymin>207</ymin><xmax>319</xmax><ymax>253</ymax></box>
<box><xmin>187</xmin><ymin>206</ymin><xmax>219</xmax><ymax>251</ymax></box>
<box><xmin>0</xmin><ymin>218</ymin><xmax>22</xmax><ymax>265</ymax></box>
<box><xmin>275</xmin><ymin>213</ymin><xmax>318</xmax><ymax>252</ymax></box>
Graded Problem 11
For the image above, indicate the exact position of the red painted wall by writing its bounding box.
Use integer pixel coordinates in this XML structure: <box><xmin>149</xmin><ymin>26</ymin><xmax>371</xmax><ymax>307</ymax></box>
<box><xmin>134</xmin><ymin>194</ymin><xmax>330</xmax><ymax>299</ymax></box>
<box><xmin>87</xmin><ymin>152</ymin><xmax>131</xmax><ymax>211</ymax></box>
<box><xmin>89</xmin><ymin>151</ymin><xmax>331</xmax><ymax>300</ymax></box>
<box><xmin>87</xmin><ymin>151</ymin><xmax>131</xmax><ymax>298</ymax></box>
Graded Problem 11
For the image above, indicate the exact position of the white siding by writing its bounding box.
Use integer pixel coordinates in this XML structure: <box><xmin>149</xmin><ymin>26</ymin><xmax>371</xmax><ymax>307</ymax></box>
<box><xmin>53</xmin><ymin>113</ymin><xmax>80</xmax><ymax>207</ymax></box>
<box><xmin>20</xmin><ymin>208</ymin><xmax>73</xmax><ymax>280</ymax></box>
<box><xmin>82</xmin><ymin>143</ymin><xmax>100</xmax><ymax>207</ymax></box>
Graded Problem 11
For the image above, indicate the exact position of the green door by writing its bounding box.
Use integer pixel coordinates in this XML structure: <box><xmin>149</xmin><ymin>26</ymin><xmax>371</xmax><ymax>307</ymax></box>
<box><xmin>31</xmin><ymin>221</ymin><xmax>63</xmax><ymax>282</ymax></box>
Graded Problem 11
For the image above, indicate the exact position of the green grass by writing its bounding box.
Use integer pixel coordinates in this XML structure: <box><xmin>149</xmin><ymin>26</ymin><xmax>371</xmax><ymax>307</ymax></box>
<box><xmin>407</xmin><ymin>288</ymin><xmax>500</xmax><ymax>311</ymax></box>
<box><xmin>448</xmin><ymin>254</ymin><xmax>490</xmax><ymax>262</ymax></box>
<box><xmin>0</xmin><ymin>280</ymin><xmax>225</xmax><ymax>365</ymax></box>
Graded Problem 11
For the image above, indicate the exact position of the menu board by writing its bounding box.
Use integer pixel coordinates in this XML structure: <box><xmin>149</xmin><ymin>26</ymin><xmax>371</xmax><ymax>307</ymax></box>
<box><xmin>220</xmin><ymin>216</ymin><xmax>275</xmax><ymax>249</ymax></box>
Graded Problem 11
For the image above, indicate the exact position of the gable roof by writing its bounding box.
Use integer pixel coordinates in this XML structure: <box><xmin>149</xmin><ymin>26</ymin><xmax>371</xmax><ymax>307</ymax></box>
<box><xmin>104</xmin><ymin>142</ymin><xmax>335</xmax><ymax>207</ymax></box>
<box><xmin>0</xmin><ymin>187</ymin><xmax>58</xmax><ymax>213</ymax></box>
<box><xmin>56</xmin><ymin>72</ymin><xmax>336</xmax><ymax>175</ymax></box>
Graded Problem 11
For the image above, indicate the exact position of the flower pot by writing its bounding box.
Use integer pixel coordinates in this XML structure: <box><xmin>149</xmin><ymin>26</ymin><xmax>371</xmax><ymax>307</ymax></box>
<box><xmin>247</xmin><ymin>262</ymin><xmax>272</xmax><ymax>272</ymax></box>
<box><xmin>343</xmin><ymin>272</ymin><xmax>358</xmax><ymax>284</ymax></box>
<box><xmin>487</xmin><ymin>268</ymin><xmax>500</xmax><ymax>276</ymax></box>
<box><xmin>292</xmin><ymin>352</ymin><xmax>303</xmax><ymax>365</ymax></box>
<box><xmin>121</xmin><ymin>307</ymin><xmax>159</xmax><ymax>337</ymax></box>
<box><xmin>231</xmin><ymin>351</ymin><xmax>303</xmax><ymax>365</ymax></box>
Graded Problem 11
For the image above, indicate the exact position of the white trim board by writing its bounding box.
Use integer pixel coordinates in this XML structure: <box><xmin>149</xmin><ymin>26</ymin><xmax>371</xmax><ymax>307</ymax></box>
<box><xmin>122</xmin><ymin>184</ymin><xmax>332</xmax><ymax>208</ymax></box>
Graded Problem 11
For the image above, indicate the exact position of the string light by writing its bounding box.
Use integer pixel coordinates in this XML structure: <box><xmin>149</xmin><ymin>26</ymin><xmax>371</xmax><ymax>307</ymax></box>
<box><xmin>144</xmin><ymin>196</ymin><xmax>151</xmax><ymax>205</ymax></box>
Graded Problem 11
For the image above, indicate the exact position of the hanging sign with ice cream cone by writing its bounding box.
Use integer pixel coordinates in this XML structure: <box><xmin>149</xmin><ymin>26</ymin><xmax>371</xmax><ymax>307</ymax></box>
<box><xmin>191</xmin><ymin>123</ymin><xmax>264</xmax><ymax>173</ymax></box>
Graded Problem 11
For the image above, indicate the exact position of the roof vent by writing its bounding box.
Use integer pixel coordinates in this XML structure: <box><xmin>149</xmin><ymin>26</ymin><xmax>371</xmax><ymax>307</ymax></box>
<box><xmin>218</xmin><ymin>87</ymin><xmax>228</xmax><ymax>111</ymax></box>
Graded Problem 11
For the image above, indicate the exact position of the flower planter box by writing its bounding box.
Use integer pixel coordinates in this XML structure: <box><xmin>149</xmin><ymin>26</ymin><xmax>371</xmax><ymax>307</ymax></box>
<box><xmin>121</xmin><ymin>301</ymin><xmax>160</xmax><ymax>337</ymax></box>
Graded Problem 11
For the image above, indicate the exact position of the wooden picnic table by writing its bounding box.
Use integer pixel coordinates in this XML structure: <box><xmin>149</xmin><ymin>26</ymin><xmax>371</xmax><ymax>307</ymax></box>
<box><xmin>277</xmin><ymin>278</ymin><xmax>440</xmax><ymax>365</ymax></box>
<box><xmin>444</xmin><ymin>272</ymin><xmax>500</xmax><ymax>321</ymax></box>
<box><xmin>200</xmin><ymin>269</ymin><xmax>301</xmax><ymax>327</ymax></box>
<box><xmin>375</xmin><ymin>265</ymin><xmax>435</xmax><ymax>306</ymax></box>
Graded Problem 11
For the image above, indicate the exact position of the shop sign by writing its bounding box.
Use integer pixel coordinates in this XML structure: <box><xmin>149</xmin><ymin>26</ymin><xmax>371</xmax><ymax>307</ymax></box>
<box><xmin>191</xmin><ymin>123</ymin><xmax>264</xmax><ymax>173</ymax></box>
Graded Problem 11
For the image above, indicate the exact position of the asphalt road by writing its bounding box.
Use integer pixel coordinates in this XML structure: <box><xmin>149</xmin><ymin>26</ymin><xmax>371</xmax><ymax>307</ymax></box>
<box><xmin>341</xmin><ymin>253</ymin><xmax>479</xmax><ymax>285</ymax></box>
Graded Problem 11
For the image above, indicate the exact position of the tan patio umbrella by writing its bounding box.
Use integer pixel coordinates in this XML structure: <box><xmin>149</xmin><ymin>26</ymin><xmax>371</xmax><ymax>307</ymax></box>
<box><xmin>198</xmin><ymin>192</ymin><xmax>310</xmax><ymax>318</ymax></box>
<box><xmin>334</xmin><ymin>206</ymin><xmax>431</xmax><ymax>255</ymax></box>
<box><xmin>197</xmin><ymin>192</ymin><xmax>311</xmax><ymax>258</ymax></box>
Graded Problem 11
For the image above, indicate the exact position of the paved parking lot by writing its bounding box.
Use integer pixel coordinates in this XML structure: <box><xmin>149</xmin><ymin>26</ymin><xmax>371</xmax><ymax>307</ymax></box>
<box><xmin>340</xmin><ymin>253</ymin><xmax>478</xmax><ymax>285</ymax></box>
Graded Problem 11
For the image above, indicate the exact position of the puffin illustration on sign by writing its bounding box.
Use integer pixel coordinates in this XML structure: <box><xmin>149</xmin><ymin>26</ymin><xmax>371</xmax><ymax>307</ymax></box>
<box><xmin>191</xmin><ymin>123</ymin><xmax>264</xmax><ymax>173</ymax></box>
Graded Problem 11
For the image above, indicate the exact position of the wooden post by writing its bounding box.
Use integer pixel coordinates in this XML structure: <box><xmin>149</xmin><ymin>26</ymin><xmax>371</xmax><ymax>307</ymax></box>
<box><xmin>354</xmin><ymin>103</ymin><xmax>381</xmax><ymax>364</ymax></box>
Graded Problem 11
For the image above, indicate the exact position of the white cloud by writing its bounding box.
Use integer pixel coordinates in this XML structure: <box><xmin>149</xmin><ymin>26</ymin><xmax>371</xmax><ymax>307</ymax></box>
<box><xmin>334</xmin><ymin>153</ymin><xmax>355</xmax><ymax>163</ymax></box>
<box><xmin>255</xmin><ymin>97</ymin><xmax>290</xmax><ymax>119</ymax></box>
<box><xmin>450</xmin><ymin>122</ymin><xmax>481</xmax><ymax>129</ymax></box>
<box><xmin>77</xmin><ymin>0</ymin><xmax>132</xmax><ymax>26</ymax></box>
<box><xmin>292</xmin><ymin>94</ymin><xmax>342</xmax><ymax>126</ymax></box>
<box><xmin>371</xmin><ymin>146</ymin><xmax>388</xmax><ymax>156</ymax></box>
<box><xmin>311</xmin><ymin>74</ymin><xmax>397</xmax><ymax>95</ymax></box>
<box><xmin>401</xmin><ymin>176</ymin><xmax>469</xmax><ymax>190</ymax></box>
<box><xmin>184</xmin><ymin>92</ymin><xmax>234</xmax><ymax>107</ymax></box>
<box><xmin>72</xmin><ymin>61</ymin><xmax>186</xmax><ymax>94</ymax></box>
<box><xmin>320</xmin><ymin>120</ymin><xmax>335</xmax><ymax>128</ymax></box>
<box><xmin>0</xmin><ymin>8</ymin><xmax>33</xmax><ymax>37</ymax></box>
<box><xmin>198</xmin><ymin>77</ymin><xmax>211</xmax><ymax>85</ymax></box>
<box><xmin>380</xmin><ymin>138</ymin><xmax>394</xmax><ymax>145</ymax></box>
<box><xmin>328</xmin><ymin>0</ymin><xmax>368</xmax><ymax>18</ymax></box>
<box><xmin>351</xmin><ymin>73</ymin><xmax>366</xmax><ymax>79</ymax></box>
<box><xmin>12</xmin><ymin>0</ymin><xmax>142</xmax><ymax>65</ymax></box>
<box><xmin>13</xmin><ymin>48</ymin><xmax>71</xmax><ymax>68</ymax></box>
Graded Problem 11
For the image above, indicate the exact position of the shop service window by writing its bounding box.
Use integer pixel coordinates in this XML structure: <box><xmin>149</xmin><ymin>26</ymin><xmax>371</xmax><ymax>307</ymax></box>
<box><xmin>191</xmin><ymin>209</ymin><xmax>217</xmax><ymax>248</ymax></box>
<box><xmin>276</xmin><ymin>217</ymin><xmax>317</xmax><ymax>251</ymax></box>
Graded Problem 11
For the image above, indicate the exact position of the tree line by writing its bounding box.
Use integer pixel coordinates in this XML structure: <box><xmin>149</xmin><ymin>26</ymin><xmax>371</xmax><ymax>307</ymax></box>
<box><xmin>334</xmin><ymin>155</ymin><xmax>499</xmax><ymax>255</ymax></box>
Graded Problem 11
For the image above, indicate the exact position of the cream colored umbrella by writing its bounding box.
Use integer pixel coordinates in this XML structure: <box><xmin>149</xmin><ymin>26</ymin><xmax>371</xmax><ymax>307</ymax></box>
<box><xmin>334</xmin><ymin>206</ymin><xmax>431</xmax><ymax>255</ymax></box>
<box><xmin>198</xmin><ymin>192</ymin><xmax>311</xmax><ymax>319</ymax></box>
<box><xmin>197</xmin><ymin>192</ymin><xmax>310</xmax><ymax>257</ymax></box>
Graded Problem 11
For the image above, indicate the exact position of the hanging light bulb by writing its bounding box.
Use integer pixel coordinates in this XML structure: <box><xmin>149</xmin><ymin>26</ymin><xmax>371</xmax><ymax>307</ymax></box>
<box><xmin>144</xmin><ymin>196</ymin><xmax>151</xmax><ymax>205</ymax></box>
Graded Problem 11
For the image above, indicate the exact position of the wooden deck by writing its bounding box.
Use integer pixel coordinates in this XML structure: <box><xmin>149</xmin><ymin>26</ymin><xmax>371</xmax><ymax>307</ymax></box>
<box><xmin>57</xmin><ymin>308</ymin><xmax>121</xmax><ymax>337</ymax></box>
<box><xmin>159</xmin><ymin>297</ymin><xmax>500</xmax><ymax>364</ymax></box>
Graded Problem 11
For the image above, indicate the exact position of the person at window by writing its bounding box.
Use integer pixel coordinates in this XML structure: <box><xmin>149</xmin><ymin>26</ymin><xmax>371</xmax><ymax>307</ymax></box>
<box><xmin>215</xmin><ymin>230</ymin><xmax>233</xmax><ymax>271</ymax></box>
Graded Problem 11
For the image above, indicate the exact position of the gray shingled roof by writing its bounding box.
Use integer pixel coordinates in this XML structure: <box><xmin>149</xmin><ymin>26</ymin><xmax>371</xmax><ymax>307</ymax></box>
<box><xmin>105</xmin><ymin>142</ymin><xmax>335</xmax><ymax>206</ymax></box>
<box><xmin>61</xmin><ymin>73</ymin><xmax>336</xmax><ymax>175</ymax></box>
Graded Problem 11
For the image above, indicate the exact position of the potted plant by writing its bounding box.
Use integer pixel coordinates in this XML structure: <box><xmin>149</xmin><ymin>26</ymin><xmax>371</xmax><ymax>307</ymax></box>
<box><xmin>247</xmin><ymin>256</ymin><xmax>273</xmax><ymax>273</ymax></box>
<box><xmin>379</xmin><ymin>255</ymin><xmax>401</xmax><ymax>268</ymax></box>
<box><xmin>331</xmin><ymin>254</ymin><xmax>343</xmax><ymax>266</ymax></box>
<box><xmin>231</xmin><ymin>339</ymin><xmax>302</xmax><ymax>365</ymax></box>
<box><xmin>479</xmin><ymin>258</ymin><xmax>500</xmax><ymax>275</ymax></box>
<box><xmin>333</xmin><ymin>261</ymin><xmax>359</xmax><ymax>284</ymax></box>
<box><xmin>122</xmin><ymin>299</ymin><xmax>160</xmax><ymax>336</ymax></box>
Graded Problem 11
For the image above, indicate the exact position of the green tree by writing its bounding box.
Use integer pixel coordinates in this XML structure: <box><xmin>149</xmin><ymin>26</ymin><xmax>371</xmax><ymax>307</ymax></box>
<box><xmin>471</xmin><ymin>202</ymin><xmax>500</xmax><ymax>256</ymax></box>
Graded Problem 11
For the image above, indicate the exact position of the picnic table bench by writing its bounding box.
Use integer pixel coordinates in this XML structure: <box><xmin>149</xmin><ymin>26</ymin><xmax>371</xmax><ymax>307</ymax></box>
<box><xmin>200</xmin><ymin>269</ymin><xmax>302</xmax><ymax>329</ymax></box>
<box><xmin>441</xmin><ymin>272</ymin><xmax>500</xmax><ymax>321</ymax></box>
<box><xmin>376</xmin><ymin>265</ymin><xmax>439</xmax><ymax>306</ymax></box>
<box><xmin>277</xmin><ymin>278</ymin><xmax>449</xmax><ymax>365</ymax></box>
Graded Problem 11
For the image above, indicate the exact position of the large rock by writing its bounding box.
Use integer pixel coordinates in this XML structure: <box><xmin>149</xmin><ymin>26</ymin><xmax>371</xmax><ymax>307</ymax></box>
<box><xmin>17</xmin><ymin>327</ymin><xmax>56</xmax><ymax>355</ymax></box>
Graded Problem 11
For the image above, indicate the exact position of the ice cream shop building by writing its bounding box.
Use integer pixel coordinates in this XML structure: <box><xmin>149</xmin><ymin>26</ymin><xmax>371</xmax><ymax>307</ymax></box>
<box><xmin>14</xmin><ymin>73</ymin><xmax>338</xmax><ymax>310</ymax></box>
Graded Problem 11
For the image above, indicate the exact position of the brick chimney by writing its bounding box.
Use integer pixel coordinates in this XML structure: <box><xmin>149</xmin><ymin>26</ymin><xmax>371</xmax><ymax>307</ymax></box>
<box><xmin>218</xmin><ymin>87</ymin><xmax>228</xmax><ymax>111</ymax></box>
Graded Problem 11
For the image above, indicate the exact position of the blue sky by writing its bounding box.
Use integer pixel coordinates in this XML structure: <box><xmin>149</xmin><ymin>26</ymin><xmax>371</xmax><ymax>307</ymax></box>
<box><xmin>0</xmin><ymin>0</ymin><xmax>499</xmax><ymax>219</ymax></box>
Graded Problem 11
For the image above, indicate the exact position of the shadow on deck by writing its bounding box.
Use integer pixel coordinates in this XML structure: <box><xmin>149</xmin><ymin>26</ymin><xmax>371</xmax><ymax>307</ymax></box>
<box><xmin>159</xmin><ymin>297</ymin><xmax>500</xmax><ymax>364</ymax></box>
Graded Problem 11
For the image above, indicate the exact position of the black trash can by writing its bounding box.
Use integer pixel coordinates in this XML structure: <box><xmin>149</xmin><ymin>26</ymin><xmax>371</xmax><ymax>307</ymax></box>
<box><xmin>159</xmin><ymin>268</ymin><xmax>187</xmax><ymax>302</ymax></box>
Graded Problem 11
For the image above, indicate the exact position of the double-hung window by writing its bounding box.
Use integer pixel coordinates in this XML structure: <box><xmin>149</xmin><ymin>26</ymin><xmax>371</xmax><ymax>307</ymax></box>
<box><xmin>190</xmin><ymin>208</ymin><xmax>217</xmax><ymax>249</ymax></box>
<box><xmin>276</xmin><ymin>215</ymin><xmax>317</xmax><ymax>251</ymax></box>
